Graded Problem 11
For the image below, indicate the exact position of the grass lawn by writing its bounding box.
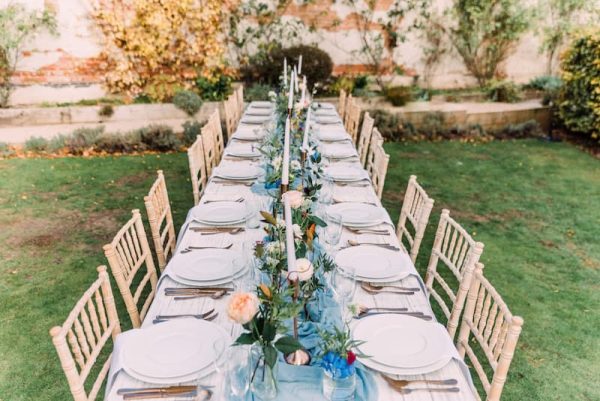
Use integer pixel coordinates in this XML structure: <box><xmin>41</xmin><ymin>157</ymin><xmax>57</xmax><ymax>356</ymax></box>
<box><xmin>0</xmin><ymin>139</ymin><xmax>598</xmax><ymax>401</ymax></box>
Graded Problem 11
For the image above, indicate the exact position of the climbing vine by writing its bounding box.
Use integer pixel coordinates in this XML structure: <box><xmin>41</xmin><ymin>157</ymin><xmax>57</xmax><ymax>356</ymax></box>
<box><xmin>91</xmin><ymin>0</ymin><xmax>227</xmax><ymax>101</ymax></box>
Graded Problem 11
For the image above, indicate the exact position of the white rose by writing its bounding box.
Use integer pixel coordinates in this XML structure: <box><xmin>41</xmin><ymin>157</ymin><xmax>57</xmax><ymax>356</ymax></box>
<box><xmin>291</xmin><ymin>160</ymin><xmax>302</xmax><ymax>171</ymax></box>
<box><xmin>272</xmin><ymin>156</ymin><xmax>282</xmax><ymax>170</ymax></box>
<box><xmin>292</xmin><ymin>224</ymin><xmax>303</xmax><ymax>239</ymax></box>
<box><xmin>294</xmin><ymin>258</ymin><xmax>314</xmax><ymax>282</ymax></box>
<box><xmin>282</xmin><ymin>190</ymin><xmax>304</xmax><ymax>208</ymax></box>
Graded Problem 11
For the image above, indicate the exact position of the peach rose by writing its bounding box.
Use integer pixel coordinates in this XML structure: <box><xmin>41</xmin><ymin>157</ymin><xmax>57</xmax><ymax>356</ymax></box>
<box><xmin>294</xmin><ymin>258</ymin><xmax>314</xmax><ymax>282</ymax></box>
<box><xmin>282</xmin><ymin>190</ymin><xmax>304</xmax><ymax>209</ymax></box>
<box><xmin>227</xmin><ymin>292</ymin><xmax>259</xmax><ymax>324</ymax></box>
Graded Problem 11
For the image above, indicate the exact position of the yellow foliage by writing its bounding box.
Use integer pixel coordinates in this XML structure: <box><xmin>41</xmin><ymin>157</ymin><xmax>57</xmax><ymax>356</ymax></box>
<box><xmin>92</xmin><ymin>0</ymin><xmax>226</xmax><ymax>101</ymax></box>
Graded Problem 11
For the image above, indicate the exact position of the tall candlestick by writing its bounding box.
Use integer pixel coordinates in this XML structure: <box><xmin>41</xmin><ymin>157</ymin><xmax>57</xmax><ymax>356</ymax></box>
<box><xmin>283</xmin><ymin>197</ymin><xmax>296</xmax><ymax>276</ymax></box>
<box><xmin>302</xmin><ymin>106</ymin><xmax>311</xmax><ymax>151</ymax></box>
<box><xmin>282</xmin><ymin>117</ymin><xmax>291</xmax><ymax>186</ymax></box>
<box><xmin>300</xmin><ymin>75</ymin><xmax>307</xmax><ymax>105</ymax></box>
<box><xmin>287</xmin><ymin>72</ymin><xmax>294</xmax><ymax>112</ymax></box>
<box><xmin>283</xmin><ymin>58</ymin><xmax>287</xmax><ymax>87</ymax></box>
<box><xmin>298</xmin><ymin>55</ymin><xmax>302</xmax><ymax>75</ymax></box>
<box><xmin>293</xmin><ymin>66</ymin><xmax>298</xmax><ymax>93</ymax></box>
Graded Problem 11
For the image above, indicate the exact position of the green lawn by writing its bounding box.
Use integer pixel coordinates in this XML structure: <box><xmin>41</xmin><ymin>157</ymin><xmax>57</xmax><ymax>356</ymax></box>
<box><xmin>0</xmin><ymin>139</ymin><xmax>598</xmax><ymax>401</ymax></box>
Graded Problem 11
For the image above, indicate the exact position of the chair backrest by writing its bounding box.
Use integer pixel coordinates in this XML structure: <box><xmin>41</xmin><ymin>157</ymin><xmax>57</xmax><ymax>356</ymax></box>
<box><xmin>236</xmin><ymin>85</ymin><xmax>245</xmax><ymax>117</ymax></box>
<box><xmin>187</xmin><ymin>134</ymin><xmax>207</xmax><ymax>206</ymax></box>
<box><xmin>357</xmin><ymin>112</ymin><xmax>375</xmax><ymax>166</ymax></box>
<box><xmin>365</xmin><ymin>127</ymin><xmax>383</xmax><ymax>167</ymax></box>
<box><xmin>50</xmin><ymin>266</ymin><xmax>121</xmax><ymax>401</ymax></box>
<box><xmin>425</xmin><ymin>209</ymin><xmax>484</xmax><ymax>339</ymax></box>
<box><xmin>144</xmin><ymin>170</ymin><xmax>176</xmax><ymax>272</ymax></box>
<box><xmin>201</xmin><ymin>124</ymin><xmax>217</xmax><ymax>176</ymax></box>
<box><xmin>457</xmin><ymin>263</ymin><xmax>524</xmax><ymax>401</ymax></box>
<box><xmin>223</xmin><ymin>95</ymin><xmax>237</xmax><ymax>137</ymax></box>
<box><xmin>365</xmin><ymin>142</ymin><xmax>390</xmax><ymax>200</ymax></box>
<box><xmin>343</xmin><ymin>94</ymin><xmax>353</xmax><ymax>130</ymax></box>
<box><xmin>103</xmin><ymin>209</ymin><xmax>158</xmax><ymax>328</ymax></box>
<box><xmin>346</xmin><ymin>101</ymin><xmax>362</xmax><ymax>143</ymax></box>
<box><xmin>209</xmin><ymin>109</ymin><xmax>225</xmax><ymax>161</ymax></box>
<box><xmin>396</xmin><ymin>175</ymin><xmax>435</xmax><ymax>264</ymax></box>
<box><xmin>338</xmin><ymin>89</ymin><xmax>347</xmax><ymax>121</ymax></box>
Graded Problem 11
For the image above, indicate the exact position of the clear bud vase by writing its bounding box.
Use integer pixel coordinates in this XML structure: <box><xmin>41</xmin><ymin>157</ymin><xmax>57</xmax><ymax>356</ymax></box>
<box><xmin>250</xmin><ymin>344</ymin><xmax>278</xmax><ymax>400</ymax></box>
<box><xmin>322</xmin><ymin>369</ymin><xmax>356</xmax><ymax>401</ymax></box>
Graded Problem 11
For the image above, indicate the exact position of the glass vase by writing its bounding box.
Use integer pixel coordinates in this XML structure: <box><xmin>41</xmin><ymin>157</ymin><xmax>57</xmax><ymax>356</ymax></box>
<box><xmin>322</xmin><ymin>369</ymin><xmax>356</xmax><ymax>401</ymax></box>
<box><xmin>250</xmin><ymin>344</ymin><xmax>278</xmax><ymax>400</ymax></box>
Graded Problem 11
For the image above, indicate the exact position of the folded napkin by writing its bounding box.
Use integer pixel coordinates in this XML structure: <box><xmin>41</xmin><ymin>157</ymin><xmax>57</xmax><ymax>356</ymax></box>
<box><xmin>316</xmin><ymin>116</ymin><xmax>342</xmax><ymax>125</ymax></box>
<box><xmin>241</xmin><ymin>115</ymin><xmax>270</xmax><ymax>125</ymax></box>
<box><xmin>245</xmin><ymin>108</ymin><xmax>272</xmax><ymax>116</ymax></box>
<box><xmin>333</xmin><ymin>187</ymin><xmax>378</xmax><ymax>204</ymax></box>
<box><xmin>314</xmin><ymin>109</ymin><xmax>338</xmax><ymax>117</ymax></box>
<box><xmin>250</xmin><ymin>101</ymin><xmax>273</xmax><ymax>109</ymax></box>
<box><xmin>316</xmin><ymin>102</ymin><xmax>336</xmax><ymax>110</ymax></box>
<box><xmin>321</xmin><ymin>144</ymin><xmax>358</xmax><ymax>159</ymax></box>
<box><xmin>225</xmin><ymin>143</ymin><xmax>260</xmax><ymax>157</ymax></box>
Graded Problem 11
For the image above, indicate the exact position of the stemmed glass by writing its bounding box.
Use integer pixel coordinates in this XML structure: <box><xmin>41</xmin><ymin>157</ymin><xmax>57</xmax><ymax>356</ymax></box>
<box><xmin>325</xmin><ymin>212</ymin><xmax>343</xmax><ymax>246</ymax></box>
<box><xmin>320</xmin><ymin>177</ymin><xmax>335</xmax><ymax>205</ymax></box>
<box><xmin>331</xmin><ymin>266</ymin><xmax>356</xmax><ymax>322</ymax></box>
<box><xmin>227</xmin><ymin>346</ymin><xmax>251</xmax><ymax>397</ymax></box>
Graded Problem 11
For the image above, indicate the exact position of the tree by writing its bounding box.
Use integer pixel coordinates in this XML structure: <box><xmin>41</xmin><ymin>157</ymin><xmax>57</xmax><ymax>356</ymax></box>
<box><xmin>447</xmin><ymin>0</ymin><xmax>531</xmax><ymax>87</ymax></box>
<box><xmin>0</xmin><ymin>3</ymin><xmax>56</xmax><ymax>108</ymax></box>
<box><xmin>536</xmin><ymin>0</ymin><xmax>600</xmax><ymax>75</ymax></box>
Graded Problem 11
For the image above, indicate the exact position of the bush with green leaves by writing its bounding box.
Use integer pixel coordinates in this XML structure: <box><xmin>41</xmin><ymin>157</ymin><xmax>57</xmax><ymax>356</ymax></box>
<box><xmin>24</xmin><ymin>136</ymin><xmax>49</xmax><ymax>152</ymax></box>
<box><xmin>385</xmin><ymin>86</ymin><xmax>412</xmax><ymax>107</ymax></box>
<box><xmin>196</xmin><ymin>74</ymin><xmax>233</xmax><ymax>101</ymax></box>
<box><xmin>182</xmin><ymin>120</ymin><xmax>202</xmax><ymax>146</ymax></box>
<box><xmin>136</xmin><ymin>124</ymin><xmax>180</xmax><ymax>151</ymax></box>
<box><xmin>524</xmin><ymin>76</ymin><xmax>563</xmax><ymax>106</ymax></box>
<box><xmin>98</xmin><ymin>104</ymin><xmax>114</xmax><ymax>118</ymax></box>
<box><xmin>241</xmin><ymin>45</ymin><xmax>333</xmax><ymax>87</ymax></box>
<box><xmin>245</xmin><ymin>84</ymin><xmax>271</xmax><ymax>102</ymax></box>
<box><xmin>172</xmin><ymin>90</ymin><xmax>203</xmax><ymax>116</ymax></box>
<box><xmin>94</xmin><ymin>131</ymin><xmax>145</xmax><ymax>154</ymax></box>
<box><xmin>559</xmin><ymin>30</ymin><xmax>600</xmax><ymax>141</ymax></box>
<box><xmin>0</xmin><ymin>141</ymin><xmax>14</xmax><ymax>157</ymax></box>
<box><xmin>485</xmin><ymin>80</ymin><xmax>521</xmax><ymax>103</ymax></box>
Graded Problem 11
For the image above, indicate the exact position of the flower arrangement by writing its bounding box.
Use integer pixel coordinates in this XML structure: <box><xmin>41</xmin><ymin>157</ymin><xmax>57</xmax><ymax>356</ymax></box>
<box><xmin>318</xmin><ymin>326</ymin><xmax>364</xmax><ymax>379</ymax></box>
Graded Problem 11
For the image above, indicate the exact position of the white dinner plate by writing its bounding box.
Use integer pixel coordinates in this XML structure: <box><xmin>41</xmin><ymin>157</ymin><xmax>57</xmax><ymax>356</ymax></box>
<box><xmin>232</xmin><ymin>127</ymin><xmax>265</xmax><ymax>141</ymax></box>
<box><xmin>240</xmin><ymin>115</ymin><xmax>270</xmax><ymax>125</ymax></box>
<box><xmin>316</xmin><ymin>102</ymin><xmax>336</xmax><ymax>110</ymax></box>
<box><xmin>170</xmin><ymin>249</ymin><xmax>240</xmax><ymax>282</ymax></box>
<box><xmin>321</xmin><ymin>144</ymin><xmax>357</xmax><ymax>159</ymax></box>
<box><xmin>326</xmin><ymin>203</ymin><xmax>386</xmax><ymax>227</ymax></box>
<box><xmin>317</xmin><ymin>129</ymin><xmax>349</xmax><ymax>142</ymax></box>
<box><xmin>214</xmin><ymin>165</ymin><xmax>262</xmax><ymax>180</ymax></box>
<box><xmin>316</xmin><ymin>116</ymin><xmax>342</xmax><ymax>125</ymax></box>
<box><xmin>245</xmin><ymin>108</ymin><xmax>272</xmax><ymax>116</ymax></box>
<box><xmin>250</xmin><ymin>101</ymin><xmax>273</xmax><ymax>109</ymax></box>
<box><xmin>225</xmin><ymin>144</ymin><xmax>261</xmax><ymax>158</ymax></box>
<box><xmin>191</xmin><ymin>202</ymin><xmax>248</xmax><ymax>226</ymax></box>
<box><xmin>325</xmin><ymin>165</ymin><xmax>368</xmax><ymax>182</ymax></box>
<box><xmin>122</xmin><ymin>319</ymin><xmax>231</xmax><ymax>381</ymax></box>
<box><xmin>171</xmin><ymin>265</ymin><xmax>248</xmax><ymax>287</ymax></box>
<box><xmin>314</xmin><ymin>109</ymin><xmax>338</xmax><ymax>117</ymax></box>
<box><xmin>335</xmin><ymin>246</ymin><xmax>410</xmax><ymax>280</ymax></box>
<box><xmin>353</xmin><ymin>316</ymin><xmax>451</xmax><ymax>375</ymax></box>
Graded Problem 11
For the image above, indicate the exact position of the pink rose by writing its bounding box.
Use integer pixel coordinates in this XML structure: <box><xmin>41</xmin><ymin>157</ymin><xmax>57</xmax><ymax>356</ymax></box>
<box><xmin>227</xmin><ymin>292</ymin><xmax>259</xmax><ymax>324</ymax></box>
<box><xmin>282</xmin><ymin>190</ymin><xmax>304</xmax><ymax>209</ymax></box>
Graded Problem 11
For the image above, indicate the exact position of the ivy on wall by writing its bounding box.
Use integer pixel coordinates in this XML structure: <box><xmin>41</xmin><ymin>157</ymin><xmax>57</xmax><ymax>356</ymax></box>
<box><xmin>91</xmin><ymin>0</ymin><xmax>227</xmax><ymax>102</ymax></box>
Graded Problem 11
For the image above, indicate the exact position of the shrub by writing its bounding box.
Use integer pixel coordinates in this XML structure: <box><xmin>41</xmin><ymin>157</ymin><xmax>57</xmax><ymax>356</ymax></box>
<box><xmin>65</xmin><ymin>127</ymin><xmax>104</xmax><ymax>154</ymax></box>
<box><xmin>559</xmin><ymin>30</ymin><xmax>600</xmax><ymax>141</ymax></box>
<box><xmin>245</xmin><ymin>84</ymin><xmax>271</xmax><ymax>102</ymax></box>
<box><xmin>523</xmin><ymin>76</ymin><xmax>563</xmax><ymax>91</ymax></box>
<box><xmin>369</xmin><ymin>110</ymin><xmax>405</xmax><ymax>141</ymax></box>
<box><xmin>385</xmin><ymin>86</ymin><xmax>412</xmax><ymax>107</ymax></box>
<box><xmin>485</xmin><ymin>80</ymin><xmax>521</xmax><ymax>103</ymax></box>
<box><xmin>136</xmin><ymin>124</ymin><xmax>180</xmax><ymax>151</ymax></box>
<box><xmin>182</xmin><ymin>120</ymin><xmax>202</xmax><ymax>146</ymax></box>
<box><xmin>94</xmin><ymin>131</ymin><xmax>145</xmax><ymax>154</ymax></box>
<box><xmin>196</xmin><ymin>74</ymin><xmax>233</xmax><ymax>101</ymax></box>
<box><xmin>0</xmin><ymin>142</ymin><xmax>14</xmax><ymax>157</ymax></box>
<box><xmin>98</xmin><ymin>104</ymin><xmax>115</xmax><ymax>118</ymax></box>
<box><xmin>491</xmin><ymin>120</ymin><xmax>543</xmax><ymax>139</ymax></box>
<box><xmin>241</xmin><ymin>45</ymin><xmax>333</xmax><ymax>87</ymax></box>
<box><xmin>24</xmin><ymin>136</ymin><xmax>49</xmax><ymax>152</ymax></box>
<box><xmin>173</xmin><ymin>90</ymin><xmax>203</xmax><ymax>116</ymax></box>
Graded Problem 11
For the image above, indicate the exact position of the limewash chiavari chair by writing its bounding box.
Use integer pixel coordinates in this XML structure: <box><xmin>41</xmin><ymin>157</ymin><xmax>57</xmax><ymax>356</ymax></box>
<box><xmin>209</xmin><ymin>109</ymin><xmax>225</xmax><ymax>161</ymax></box>
<box><xmin>346</xmin><ymin>101</ymin><xmax>362</xmax><ymax>143</ymax></box>
<box><xmin>103</xmin><ymin>209</ymin><xmax>158</xmax><ymax>328</ymax></box>
<box><xmin>50</xmin><ymin>266</ymin><xmax>121</xmax><ymax>401</ymax></box>
<box><xmin>201</xmin><ymin>123</ymin><xmax>218</xmax><ymax>176</ymax></box>
<box><xmin>144</xmin><ymin>170</ymin><xmax>176</xmax><ymax>272</ymax></box>
<box><xmin>235</xmin><ymin>85</ymin><xmax>245</xmax><ymax>117</ymax></box>
<box><xmin>338</xmin><ymin>89</ymin><xmax>347</xmax><ymax>122</ymax></box>
<box><xmin>425</xmin><ymin>209</ymin><xmax>485</xmax><ymax>339</ymax></box>
<box><xmin>365</xmin><ymin>127</ymin><xmax>384</xmax><ymax>169</ymax></box>
<box><xmin>457</xmin><ymin>263</ymin><xmax>524</xmax><ymax>401</ymax></box>
<box><xmin>396</xmin><ymin>175</ymin><xmax>435</xmax><ymax>264</ymax></box>
<box><xmin>187</xmin><ymin>134</ymin><xmax>208</xmax><ymax>206</ymax></box>
<box><xmin>366</xmin><ymin>142</ymin><xmax>390</xmax><ymax>199</ymax></box>
<box><xmin>343</xmin><ymin>94</ymin><xmax>353</xmax><ymax>131</ymax></box>
<box><xmin>357</xmin><ymin>112</ymin><xmax>375</xmax><ymax>166</ymax></box>
<box><xmin>223</xmin><ymin>95</ymin><xmax>237</xmax><ymax>137</ymax></box>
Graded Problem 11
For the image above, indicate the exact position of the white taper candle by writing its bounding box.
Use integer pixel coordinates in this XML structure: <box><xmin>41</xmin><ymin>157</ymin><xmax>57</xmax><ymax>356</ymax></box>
<box><xmin>283</xmin><ymin>197</ymin><xmax>297</xmax><ymax>275</ymax></box>
<box><xmin>283</xmin><ymin>58</ymin><xmax>287</xmax><ymax>87</ymax></box>
<box><xmin>298</xmin><ymin>55</ymin><xmax>302</xmax><ymax>75</ymax></box>
<box><xmin>302</xmin><ymin>106</ymin><xmax>311</xmax><ymax>151</ymax></box>
<box><xmin>282</xmin><ymin>117</ymin><xmax>291</xmax><ymax>185</ymax></box>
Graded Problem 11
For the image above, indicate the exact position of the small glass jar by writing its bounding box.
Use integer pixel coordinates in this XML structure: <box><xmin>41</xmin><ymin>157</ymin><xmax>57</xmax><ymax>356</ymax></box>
<box><xmin>322</xmin><ymin>368</ymin><xmax>356</xmax><ymax>401</ymax></box>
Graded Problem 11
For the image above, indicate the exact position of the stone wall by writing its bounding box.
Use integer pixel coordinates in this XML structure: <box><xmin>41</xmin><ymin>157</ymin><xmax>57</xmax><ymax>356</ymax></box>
<box><xmin>4</xmin><ymin>0</ymin><xmax>561</xmax><ymax>105</ymax></box>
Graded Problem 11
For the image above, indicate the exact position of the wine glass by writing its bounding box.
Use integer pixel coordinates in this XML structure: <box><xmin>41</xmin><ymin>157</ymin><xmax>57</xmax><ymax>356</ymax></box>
<box><xmin>331</xmin><ymin>266</ymin><xmax>356</xmax><ymax>322</ymax></box>
<box><xmin>325</xmin><ymin>212</ymin><xmax>343</xmax><ymax>245</ymax></box>
<box><xmin>320</xmin><ymin>177</ymin><xmax>334</xmax><ymax>205</ymax></box>
<box><xmin>245</xmin><ymin>200</ymin><xmax>260</xmax><ymax>229</ymax></box>
<box><xmin>227</xmin><ymin>346</ymin><xmax>251</xmax><ymax>397</ymax></box>
<box><xmin>212</xmin><ymin>337</ymin><xmax>228</xmax><ymax>374</ymax></box>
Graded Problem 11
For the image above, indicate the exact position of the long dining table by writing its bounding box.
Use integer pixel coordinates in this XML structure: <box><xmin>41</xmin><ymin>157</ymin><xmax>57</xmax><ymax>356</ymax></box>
<box><xmin>104</xmin><ymin>100</ymin><xmax>478</xmax><ymax>401</ymax></box>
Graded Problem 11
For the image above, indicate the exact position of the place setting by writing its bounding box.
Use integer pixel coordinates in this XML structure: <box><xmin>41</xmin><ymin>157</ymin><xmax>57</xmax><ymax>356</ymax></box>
<box><xmin>320</xmin><ymin>143</ymin><xmax>359</xmax><ymax>161</ymax></box>
<box><xmin>239</xmin><ymin>114</ymin><xmax>271</xmax><ymax>125</ymax></box>
<box><xmin>224</xmin><ymin>142</ymin><xmax>261</xmax><ymax>160</ymax></box>
<box><xmin>324</xmin><ymin>164</ymin><xmax>370</xmax><ymax>185</ymax></box>
<box><xmin>210</xmin><ymin>163</ymin><xmax>262</xmax><ymax>186</ymax></box>
<box><xmin>230</xmin><ymin>125</ymin><xmax>266</xmax><ymax>142</ymax></box>
<box><xmin>316</xmin><ymin>127</ymin><xmax>351</xmax><ymax>143</ymax></box>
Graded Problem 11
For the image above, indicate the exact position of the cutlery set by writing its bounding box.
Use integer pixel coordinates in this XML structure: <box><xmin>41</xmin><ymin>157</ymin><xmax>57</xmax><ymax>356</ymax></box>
<box><xmin>117</xmin><ymin>385</ymin><xmax>213</xmax><ymax>400</ymax></box>
<box><xmin>152</xmin><ymin>309</ymin><xmax>218</xmax><ymax>324</ymax></box>
<box><xmin>382</xmin><ymin>376</ymin><xmax>459</xmax><ymax>394</ymax></box>
<box><xmin>344</xmin><ymin>239</ymin><xmax>399</xmax><ymax>251</ymax></box>
<box><xmin>188</xmin><ymin>227</ymin><xmax>244</xmax><ymax>235</ymax></box>
<box><xmin>179</xmin><ymin>243</ymin><xmax>233</xmax><ymax>253</ymax></box>
<box><xmin>164</xmin><ymin>287</ymin><xmax>230</xmax><ymax>301</ymax></box>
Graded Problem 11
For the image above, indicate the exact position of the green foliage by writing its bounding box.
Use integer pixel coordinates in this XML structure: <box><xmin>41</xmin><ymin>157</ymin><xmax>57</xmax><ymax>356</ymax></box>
<box><xmin>524</xmin><ymin>76</ymin><xmax>563</xmax><ymax>106</ymax></box>
<box><xmin>485</xmin><ymin>80</ymin><xmax>522</xmax><ymax>103</ymax></box>
<box><xmin>195</xmin><ymin>73</ymin><xmax>233</xmax><ymax>101</ymax></box>
<box><xmin>558</xmin><ymin>30</ymin><xmax>600</xmax><ymax>141</ymax></box>
<box><xmin>241</xmin><ymin>45</ymin><xmax>333</xmax><ymax>87</ymax></box>
<box><xmin>24</xmin><ymin>136</ymin><xmax>49</xmax><ymax>152</ymax></box>
<box><xmin>136</xmin><ymin>124</ymin><xmax>180</xmax><ymax>151</ymax></box>
<box><xmin>98</xmin><ymin>104</ymin><xmax>114</xmax><ymax>118</ymax></box>
<box><xmin>318</xmin><ymin>325</ymin><xmax>364</xmax><ymax>360</ymax></box>
<box><xmin>0</xmin><ymin>141</ymin><xmax>14</xmax><ymax>157</ymax></box>
<box><xmin>94</xmin><ymin>131</ymin><xmax>145</xmax><ymax>154</ymax></box>
<box><xmin>172</xmin><ymin>90</ymin><xmax>203</xmax><ymax>117</ymax></box>
<box><xmin>385</xmin><ymin>86</ymin><xmax>412</xmax><ymax>106</ymax></box>
<box><xmin>181</xmin><ymin>120</ymin><xmax>202</xmax><ymax>146</ymax></box>
<box><xmin>245</xmin><ymin>83</ymin><xmax>271</xmax><ymax>102</ymax></box>
<box><xmin>0</xmin><ymin>4</ymin><xmax>56</xmax><ymax>107</ymax></box>
<box><xmin>448</xmin><ymin>0</ymin><xmax>531</xmax><ymax>87</ymax></box>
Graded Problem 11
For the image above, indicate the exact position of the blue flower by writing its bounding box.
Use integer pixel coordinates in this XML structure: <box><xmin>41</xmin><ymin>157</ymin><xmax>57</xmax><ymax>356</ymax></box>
<box><xmin>320</xmin><ymin>352</ymin><xmax>354</xmax><ymax>379</ymax></box>
<box><xmin>264</xmin><ymin>179</ymin><xmax>281</xmax><ymax>190</ymax></box>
